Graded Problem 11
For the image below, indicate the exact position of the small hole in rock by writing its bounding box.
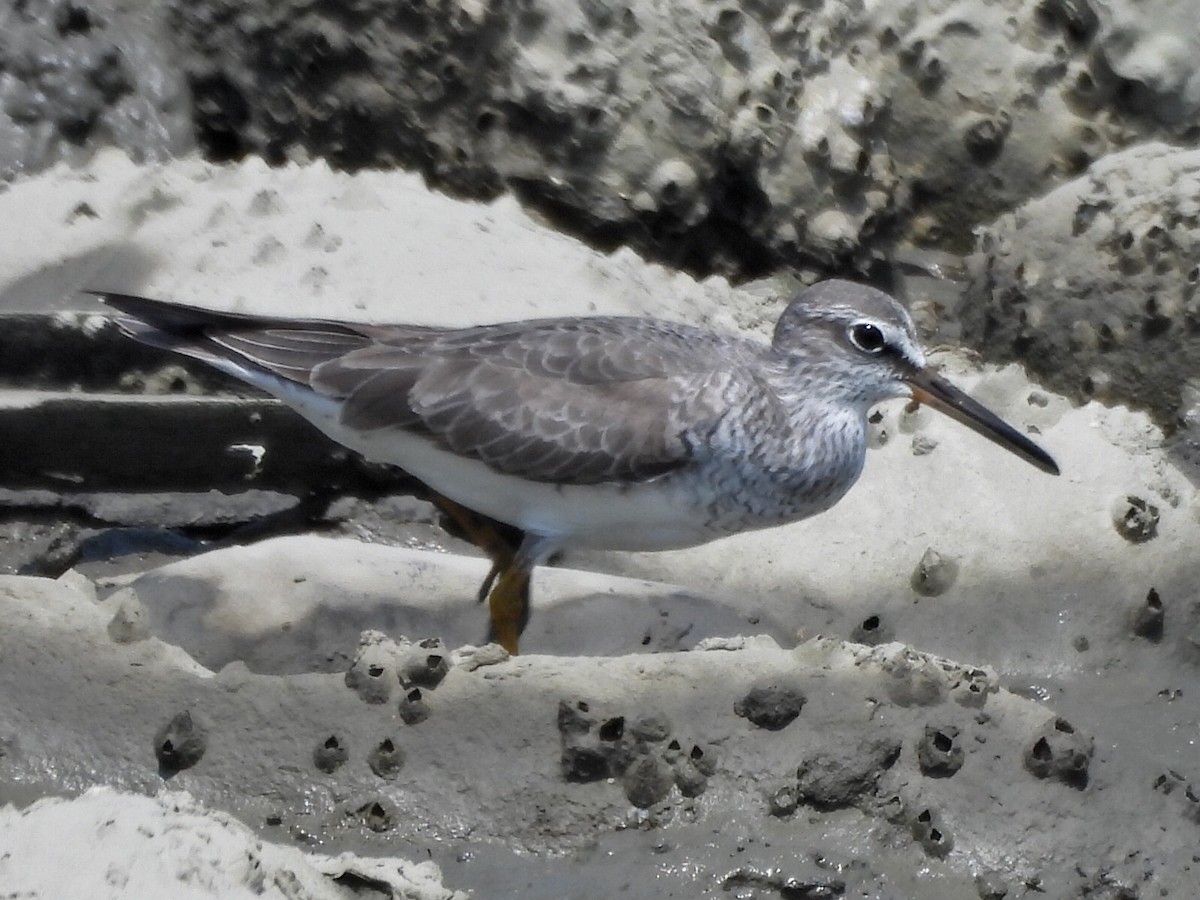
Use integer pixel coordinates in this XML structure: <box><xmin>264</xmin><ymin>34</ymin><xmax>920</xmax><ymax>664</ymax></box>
<box><xmin>1032</xmin><ymin>737</ymin><xmax>1052</xmax><ymax>759</ymax></box>
<box><xmin>599</xmin><ymin>717</ymin><xmax>625</xmax><ymax>741</ymax></box>
<box><xmin>368</xmin><ymin>665</ymin><xmax>384</xmax><ymax>678</ymax></box>
<box><xmin>717</xmin><ymin>8</ymin><xmax>743</xmax><ymax>30</ymax></box>
<box><xmin>1054</xmin><ymin>718</ymin><xmax>1074</xmax><ymax>733</ymax></box>
<box><xmin>917</xmin><ymin>809</ymin><xmax>932</xmax><ymax>823</ymax></box>
<box><xmin>933</xmin><ymin>731</ymin><xmax>952</xmax><ymax>752</ymax></box>
<box><xmin>380</xmin><ymin>739</ymin><xmax>395</xmax><ymax>752</ymax></box>
<box><xmin>861</xmin><ymin>615</ymin><xmax>880</xmax><ymax>631</ymax></box>
<box><xmin>324</xmin><ymin>736</ymin><xmax>340</xmax><ymax>749</ymax></box>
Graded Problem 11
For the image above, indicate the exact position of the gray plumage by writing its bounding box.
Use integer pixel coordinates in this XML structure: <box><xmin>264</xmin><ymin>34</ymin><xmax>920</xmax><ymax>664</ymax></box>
<box><xmin>97</xmin><ymin>280</ymin><xmax>1056</xmax><ymax>557</ymax></box>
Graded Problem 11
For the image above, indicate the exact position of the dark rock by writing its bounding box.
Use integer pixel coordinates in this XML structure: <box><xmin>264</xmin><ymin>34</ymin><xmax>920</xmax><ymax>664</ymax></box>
<box><xmin>795</xmin><ymin>738</ymin><xmax>901</xmax><ymax>809</ymax></box>
<box><xmin>735</xmin><ymin>683</ymin><xmax>805</xmax><ymax>731</ymax></box>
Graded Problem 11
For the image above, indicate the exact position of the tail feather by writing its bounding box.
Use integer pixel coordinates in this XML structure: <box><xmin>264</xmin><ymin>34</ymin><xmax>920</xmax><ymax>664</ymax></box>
<box><xmin>91</xmin><ymin>291</ymin><xmax>341</xmax><ymax>333</ymax></box>
<box><xmin>91</xmin><ymin>291</ymin><xmax>374</xmax><ymax>386</ymax></box>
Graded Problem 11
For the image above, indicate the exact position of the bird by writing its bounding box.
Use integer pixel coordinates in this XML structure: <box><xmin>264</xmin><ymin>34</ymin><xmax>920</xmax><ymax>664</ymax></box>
<box><xmin>95</xmin><ymin>280</ymin><xmax>1058</xmax><ymax>654</ymax></box>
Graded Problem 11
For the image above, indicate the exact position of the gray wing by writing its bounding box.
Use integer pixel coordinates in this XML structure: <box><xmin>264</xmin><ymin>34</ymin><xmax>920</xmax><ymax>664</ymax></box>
<box><xmin>95</xmin><ymin>293</ymin><xmax>764</xmax><ymax>487</ymax></box>
<box><xmin>310</xmin><ymin>318</ymin><xmax>753</xmax><ymax>485</ymax></box>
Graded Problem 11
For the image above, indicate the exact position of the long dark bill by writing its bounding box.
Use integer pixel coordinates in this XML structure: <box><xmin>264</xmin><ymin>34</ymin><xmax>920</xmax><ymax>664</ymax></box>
<box><xmin>908</xmin><ymin>369</ymin><xmax>1060</xmax><ymax>476</ymax></box>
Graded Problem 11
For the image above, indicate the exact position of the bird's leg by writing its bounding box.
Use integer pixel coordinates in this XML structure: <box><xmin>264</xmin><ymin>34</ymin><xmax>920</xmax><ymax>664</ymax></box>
<box><xmin>428</xmin><ymin>494</ymin><xmax>521</xmax><ymax>598</ymax></box>
<box><xmin>485</xmin><ymin>561</ymin><xmax>532</xmax><ymax>656</ymax></box>
<box><xmin>426</xmin><ymin>493</ymin><xmax>530</xmax><ymax>653</ymax></box>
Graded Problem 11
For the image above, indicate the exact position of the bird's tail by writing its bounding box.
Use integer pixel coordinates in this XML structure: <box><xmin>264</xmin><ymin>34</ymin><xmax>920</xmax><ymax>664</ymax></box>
<box><xmin>90</xmin><ymin>291</ymin><xmax>375</xmax><ymax>386</ymax></box>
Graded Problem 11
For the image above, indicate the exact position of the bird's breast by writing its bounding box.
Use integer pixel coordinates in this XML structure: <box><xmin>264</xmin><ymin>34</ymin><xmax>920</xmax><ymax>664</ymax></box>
<box><xmin>684</xmin><ymin>399</ymin><xmax>869</xmax><ymax>537</ymax></box>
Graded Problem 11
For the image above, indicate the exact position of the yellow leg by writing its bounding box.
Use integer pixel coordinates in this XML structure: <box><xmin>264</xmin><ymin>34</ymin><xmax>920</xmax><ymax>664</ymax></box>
<box><xmin>486</xmin><ymin>563</ymin><xmax>531</xmax><ymax>655</ymax></box>
<box><xmin>425</xmin><ymin>492</ymin><xmax>530</xmax><ymax>653</ymax></box>
<box><xmin>428</xmin><ymin>494</ymin><xmax>521</xmax><ymax>567</ymax></box>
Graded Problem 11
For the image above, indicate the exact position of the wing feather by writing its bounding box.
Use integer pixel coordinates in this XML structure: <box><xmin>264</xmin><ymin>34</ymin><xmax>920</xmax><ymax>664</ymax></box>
<box><xmin>99</xmin><ymin>292</ymin><xmax>766</xmax><ymax>488</ymax></box>
<box><xmin>311</xmin><ymin>318</ymin><xmax>756</xmax><ymax>485</ymax></box>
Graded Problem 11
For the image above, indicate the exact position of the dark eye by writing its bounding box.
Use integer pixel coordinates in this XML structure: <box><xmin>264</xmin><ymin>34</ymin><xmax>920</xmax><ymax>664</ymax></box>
<box><xmin>848</xmin><ymin>322</ymin><xmax>887</xmax><ymax>354</ymax></box>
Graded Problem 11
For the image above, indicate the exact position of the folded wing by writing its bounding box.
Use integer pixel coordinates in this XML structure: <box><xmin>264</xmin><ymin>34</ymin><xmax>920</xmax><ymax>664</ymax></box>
<box><xmin>97</xmin><ymin>294</ymin><xmax>749</xmax><ymax>486</ymax></box>
<box><xmin>312</xmin><ymin>318</ymin><xmax>742</xmax><ymax>484</ymax></box>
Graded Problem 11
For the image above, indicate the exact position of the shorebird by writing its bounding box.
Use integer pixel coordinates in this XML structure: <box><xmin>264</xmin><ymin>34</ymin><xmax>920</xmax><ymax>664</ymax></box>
<box><xmin>97</xmin><ymin>281</ymin><xmax>1058</xmax><ymax>653</ymax></box>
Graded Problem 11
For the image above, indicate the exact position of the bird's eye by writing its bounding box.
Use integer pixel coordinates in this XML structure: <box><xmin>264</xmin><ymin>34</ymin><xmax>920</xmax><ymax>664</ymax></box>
<box><xmin>848</xmin><ymin>322</ymin><xmax>887</xmax><ymax>354</ymax></box>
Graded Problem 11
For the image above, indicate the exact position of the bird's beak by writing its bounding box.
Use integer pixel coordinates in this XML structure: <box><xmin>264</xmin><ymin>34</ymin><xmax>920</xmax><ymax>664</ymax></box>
<box><xmin>907</xmin><ymin>369</ymin><xmax>1060</xmax><ymax>475</ymax></box>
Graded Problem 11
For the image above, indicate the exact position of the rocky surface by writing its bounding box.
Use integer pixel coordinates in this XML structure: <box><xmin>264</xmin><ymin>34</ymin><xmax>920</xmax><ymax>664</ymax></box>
<box><xmin>152</xmin><ymin>0</ymin><xmax>1200</xmax><ymax>275</ymax></box>
<box><xmin>0</xmin><ymin>0</ymin><xmax>192</xmax><ymax>179</ymax></box>
<box><xmin>4</xmin><ymin>567</ymin><xmax>1194</xmax><ymax>898</ymax></box>
<box><xmin>6</xmin><ymin>0</ymin><xmax>1200</xmax><ymax>280</ymax></box>
<box><xmin>1</xmin><ymin>149</ymin><xmax>1199</xmax><ymax>895</ymax></box>
<box><xmin>2</xmin><ymin>0</ymin><xmax>1200</xmax><ymax>896</ymax></box>
<box><xmin>960</xmin><ymin>142</ymin><xmax>1200</xmax><ymax>431</ymax></box>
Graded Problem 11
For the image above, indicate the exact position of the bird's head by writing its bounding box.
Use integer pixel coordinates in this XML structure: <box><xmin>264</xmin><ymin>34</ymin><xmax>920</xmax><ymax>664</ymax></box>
<box><xmin>773</xmin><ymin>280</ymin><xmax>1059</xmax><ymax>475</ymax></box>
